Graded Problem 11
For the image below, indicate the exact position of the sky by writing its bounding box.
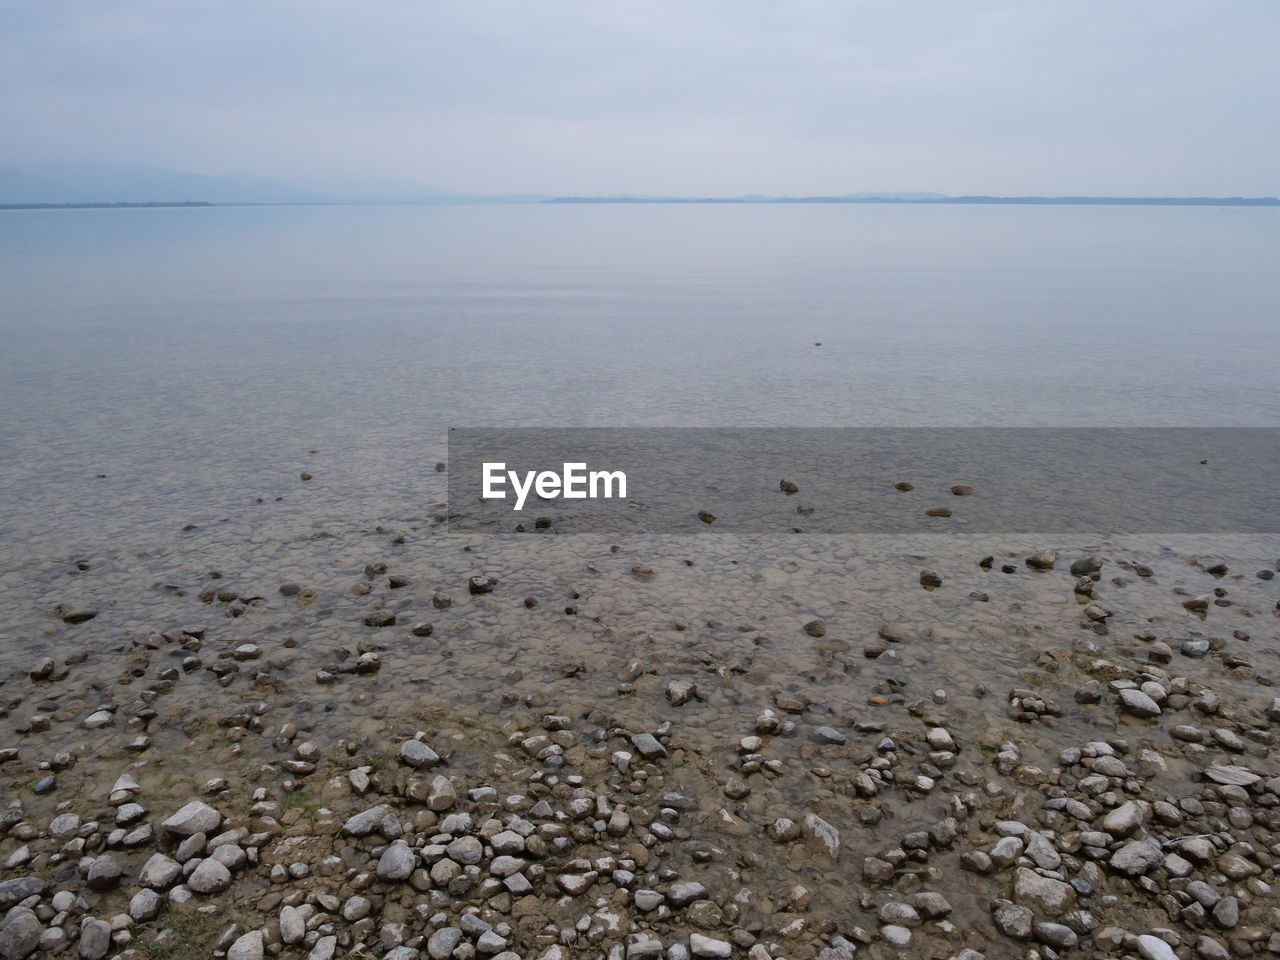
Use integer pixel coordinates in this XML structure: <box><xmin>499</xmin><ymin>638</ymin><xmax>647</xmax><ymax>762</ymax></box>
<box><xmin>3</xmin><ymin>1</ymin><xmax>1278</xmax><ymax>198</ymax></box>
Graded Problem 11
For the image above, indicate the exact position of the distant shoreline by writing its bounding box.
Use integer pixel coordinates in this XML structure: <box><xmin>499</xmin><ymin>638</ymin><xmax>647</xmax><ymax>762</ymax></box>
<box><xmin>3</xmin><ymin>195</ymin><xmax>1277</xmax><ymax>210</ymax></box>
<box><xmin>0</xmin><ymin>201</ymin><xmax>213</xmax><ymax>210</ymax></box>
<box><xmin>543</xmin><ymin>195</ymin><xmax>1280</xmax><ymax>207</ymax></box>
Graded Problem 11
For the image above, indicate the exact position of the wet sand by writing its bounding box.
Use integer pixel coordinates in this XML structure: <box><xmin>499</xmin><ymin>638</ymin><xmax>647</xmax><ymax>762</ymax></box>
<box><xmin>2</xmin><ymin>514</ymin><xmax>1278</xmax><ymax>960</ymax></box>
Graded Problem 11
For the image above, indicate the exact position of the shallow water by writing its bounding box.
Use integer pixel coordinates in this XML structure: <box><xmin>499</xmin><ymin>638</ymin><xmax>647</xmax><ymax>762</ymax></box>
<box><xmin>1</xmin><ymin>201</ymin><xmax>1276</xmax><ymax>769</ymax></box>
<box><xmin>1</xmin><ymin>202</ymin><xmax>1277</xmax><ymax>554</ymax></box>
<box><xmin>1</xmin><ymin>204</ymin><xmax>1277</xmax><ymax>950</ymax></box>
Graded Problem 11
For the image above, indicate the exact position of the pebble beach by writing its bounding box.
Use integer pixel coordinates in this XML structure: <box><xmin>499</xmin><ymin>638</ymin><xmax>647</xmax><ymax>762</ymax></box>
<box><xmin>2</xmin><ymin>516</ymin><xmax>1278</xmax><ymax>960</ymax></box>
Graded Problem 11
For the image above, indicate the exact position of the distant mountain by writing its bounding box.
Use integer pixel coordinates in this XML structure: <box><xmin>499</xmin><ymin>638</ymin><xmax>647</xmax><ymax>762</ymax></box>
<box><xmin>544</xmin><ymin>193</ymin><xmax>1279</xmax><ymax>207</ymax></box>
<box><xmin>838</xmin><ymin>192</ymin><xmax>948</xmax><ymax>200</ymax></box>
<box><xmin>4</xmin><ymin>168</ymin><xmax>1274</xmax><ymax>208</ymax></box>
<box><xmin>0</xmin><ymin>163</ymin><xmax>325</xmax><ymax>205</ymax></box>
<box><xmin>0</xmin><ymin>163</ymin><xmax>547</xmax><ymax>205</ymax></box>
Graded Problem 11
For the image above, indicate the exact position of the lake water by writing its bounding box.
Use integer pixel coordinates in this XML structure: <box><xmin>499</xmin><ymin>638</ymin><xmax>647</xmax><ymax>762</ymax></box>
<box><xmin>1</xmin><ymin>202</ymin><xmax>1277</xmax><ymax>555</ymax></box>
<box><xmin>2</xmin><ymin>203</ymin><xmax>1278</xmax><ymax>949</ymax></box>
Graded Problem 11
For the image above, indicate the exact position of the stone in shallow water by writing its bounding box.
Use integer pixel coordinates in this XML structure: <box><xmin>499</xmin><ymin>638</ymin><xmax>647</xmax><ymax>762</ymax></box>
<box><xmin>161</xmin><ymin>800</ymin><xmax>222</xmax><ymax>837</ymax></box>
<box><xmin>49</xmin><ymin>813</ymin><xmax>81</xmax><ymax>836</ymax></box>
<box><xmin>1034</xmin><ymin>921</ymin><xmax>1078</xmax><ymax>949</ymax></box>
<box><xmin>1026</xmin><ymin>550</ymin><xmax>1057</xmax><ymax>570</ymax></box>
<box><xmin>626</xmin><ymin>933</ymin><xmax>663</xmax><ymax>960</ymax></box>
<box><xmin>1119</xmin><ymin>688</ymin><xmax>1161</xmax><ymax>718</ymax></box>
<box><xmin>634</xmin><ymin>889</ymin><xmax>664</xmax><ymax>912</ymax></box>
<box><xmin>668</xmin><ymin>881</ymin><xmax>708</xmax><ymax>907</ymax></box>
<box><xmin>1013</xmin><ymin>867</ymin><xmax>1076</xmax><ymax>917</ymax></box>
<box><xmin>803</xmin><ymin>814</ymin><xmax>840</xmax><ymax>861</ymax></box>
<box><xmin>85</xmin><ymin>856</ymin><xmax>122</xmax><ymax>891</ymax></box>
<box><xmin>0</xmin><ymin>877</ymin><xmax>48</xmax><ymax>910</ymax></box>
<box><xmin>0</xmin><ymin>908</ymin><xmax>42</xmax><ymax>958</ymax></box>
<box><xmin>377</xmin><ymin>843</ymin><xmax>417</xmax><ymax>880</ymax></box>
<box><xmin>188</xmin><ymin>857</ymin><xmax>232</xmax><ymax>894</ymax></box>
<box><xmin>129</xmin><ymin>889</ymin><xmax>162</xmax><ymax>922</ymax></box>
<box><xmin>1103</xmin><ymin>801</ymin><xmax>1146</xmax><ymax>837</ymax></box>
<box><xmin>342</xmin><ymin>804</ymin><xmax>391</xmax><ymax>836</ymax></box>
<box><xmin>926</xmin><ymin>727</ymin><xmax>956</xmax><ymax>750</ymax></box>
<box><xmin>82</xmin><ymin>710</ymin><xmax>113</xmax><ymax>730</ymax></box>
<box><xmin>814</xmin><ymin>726</ymin><xmax>846</xmax><ymax>744</ymax></box>
<box><xmin>991</xmin><ymin>900</ymin><xmax>1033</xmax><ymax>940</ymax></box>
<box><xmin>227</xmin><ymin>930</ymin><xmax>264</xmax><ymax>960</ymax></box>
<box><xmin>399</xmin><ymin>739</ymin><xmax>440</xmax><ymax>768</ymax></box>
<box><xmin>139</xmin><ymin>853</ymin><xmax>181</xmax><ymax>888</ymax></box>
<box><xmin>877</xmin><ymin>902</ymin><xmax>920</xmax><ymax>927</ymax></box>
<box><xmin>912</xmin><ymin>892</ymin><xmax>952</xmax><ymax>918</ymax></box>
<box><xmin>1203</xmin><ymin>764</ymin><xmax>1259</xmax><ymax>786</ymax></box>
<box><xmin>447</xmin><ymin>835</ymin><xmax>483</xmax><ymax>865</ymax></box>
<box><xmin>556</xmin><ymin>872</ymin><xmax>597</xmax><ymax>895</ymax></box>
<box><xmin>880</xmin><ymin>925</ymin><xmax>911</xmax><ymax>947</ymax></box>
<box><xmin>666</xmin><ymin>680</ymin><xmax>697</xmax><ymax>705</ymax></box>
<box><xmin>428</xmin><ymin>928</ymin><xmax>463</xmax><ymax>960</ymax></box>
<box><xmin>1136</xmin><ymin>935</ymin><xmax>1179</xmax><ymax>960</ymax></box>
<box><xmin>690</xmin><ymin>934</ymin><xmax>733</xmax><ymax>958</ymax></box>
<box><xmin>630</xmin><ymin>733</ymin><xmax>666</xmax><ymax>759</ymax></box>
<box><xmin>77</xmin><ymin>918</ymin><xmax>112</xmax><ymax>960</ymax></box>
<box><xmin>1110</xmin><ymin>839</ymin><xmax>1164</xmax><ymax>875</ymax></box>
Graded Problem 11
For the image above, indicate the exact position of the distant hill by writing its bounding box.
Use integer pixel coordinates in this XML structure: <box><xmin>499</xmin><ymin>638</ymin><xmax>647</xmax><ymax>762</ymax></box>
<box><xmin>0</xmin><ymin>163</ymin><xmax>324</xmax><ymax>205</ymax></box>
<box><xmin>2</xmin><ymin>167</ymin><xmax>1274</xmax><ymax>208</ymax></box>
<box><xmin>544</xmin><ymin>194</ymin><xmax>1279</xmax><ymax>206</ymax></box>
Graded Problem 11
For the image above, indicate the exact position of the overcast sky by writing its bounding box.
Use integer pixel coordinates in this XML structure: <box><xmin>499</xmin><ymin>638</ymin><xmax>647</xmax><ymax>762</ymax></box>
<box><xmin>4</xmin><ymin>1</ymin><xmax>1277</xmax><ymax>196</ymax></box>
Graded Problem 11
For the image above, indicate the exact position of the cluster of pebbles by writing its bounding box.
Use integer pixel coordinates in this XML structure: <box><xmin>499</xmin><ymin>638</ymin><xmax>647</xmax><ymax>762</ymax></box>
<box><xmin>1</xmin><ymin>544</ymin><xmax>1277</xmax><ymax>960</ymax></box>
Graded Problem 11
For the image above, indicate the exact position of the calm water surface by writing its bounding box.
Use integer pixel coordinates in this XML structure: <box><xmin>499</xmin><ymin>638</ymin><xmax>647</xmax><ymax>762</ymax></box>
<box><xmin>1</xmin><ymin>202</ymin><xmax>1277</xmax><ymax>555</ymax></box>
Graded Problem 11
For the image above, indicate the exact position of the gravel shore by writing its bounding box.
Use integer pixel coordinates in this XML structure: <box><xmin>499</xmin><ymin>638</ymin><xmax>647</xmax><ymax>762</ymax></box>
<box><xmin>2</xmin><ymin>536</ymin><xmax>1277</xmax><ymax>960</ymax></box>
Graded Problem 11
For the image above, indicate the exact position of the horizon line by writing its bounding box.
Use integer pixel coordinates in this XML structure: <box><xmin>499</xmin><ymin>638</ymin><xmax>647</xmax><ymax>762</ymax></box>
<box><xmin>3</xmin><ymin>193</ymin><xmax>1278</xmax><ymax>211</ymax></box>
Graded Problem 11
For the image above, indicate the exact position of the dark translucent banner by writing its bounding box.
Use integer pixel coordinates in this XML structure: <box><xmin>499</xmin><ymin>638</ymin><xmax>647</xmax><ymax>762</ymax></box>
<box><xmin>446</xmin><ymin>428</ymin><xmax>1279</xmax><ymax>534</ymax></box>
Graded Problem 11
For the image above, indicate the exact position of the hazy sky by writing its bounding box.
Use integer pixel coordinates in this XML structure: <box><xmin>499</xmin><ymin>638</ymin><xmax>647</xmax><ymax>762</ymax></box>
<box><xmin>4</xmin><ymin>1</ymin><xmax>1278</xmax><ymax>196</ymax></box>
